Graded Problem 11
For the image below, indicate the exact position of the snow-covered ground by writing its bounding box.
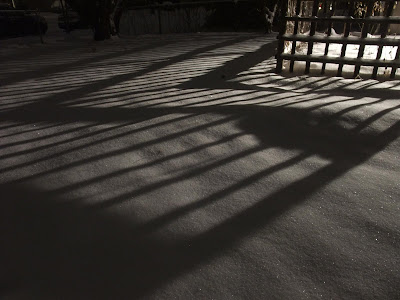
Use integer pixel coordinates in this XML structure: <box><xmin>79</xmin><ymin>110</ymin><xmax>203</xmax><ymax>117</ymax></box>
<box><xmin>0</xmin><ymin>16</ymin><xmax>399</xmax><ymax>299</ymax></box>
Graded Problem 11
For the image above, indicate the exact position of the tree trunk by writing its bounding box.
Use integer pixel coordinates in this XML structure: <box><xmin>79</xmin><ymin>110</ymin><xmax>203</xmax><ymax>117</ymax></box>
<box><xmin>110</xmin><ymin>0</ymin><xmax>123</xmax><ymax>35</ymax></box>
<box><xmin>94</xmin><ymin>0</ymin><xmax>111</xmax><ymax>41</ymax></box>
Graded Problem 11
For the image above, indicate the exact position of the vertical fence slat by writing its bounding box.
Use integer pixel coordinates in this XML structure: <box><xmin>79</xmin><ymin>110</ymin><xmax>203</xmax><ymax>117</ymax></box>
<box><xmin>276</xmin><ymin>0</ymin><xmax>288</xmax><ymax>73</ymax></box>
<box><xmin>289</xmin><ymin>0</ymin><xmax>302</xmax><ymax>72</ymax></box>
<box><xmin>372</xmin><ymin>1</ymin><xmax>395</xmax><ymax>78</ymax></box>
<box><xmin>390</xmin><ymin>46</ymin><xmax>400</xmax><ymax>78</ymax></box>
<box><xmin>322</xmin><ymin>0</ymin><xmax>335</xmax><ymax>75</ymax></box>
<box><xmin>337</xmin><ymin>1</ymin><xmax>356</xmax><ymax>77</ymax></box>
<box><xmin>353</xmin><ymin>0</ymin><xmax>374</xmax><ymax>77</ymax></box>
<box><xmin>305</xmin><ymin>0</ymin><xmax>320</xmax><ymax>74</ymax></box>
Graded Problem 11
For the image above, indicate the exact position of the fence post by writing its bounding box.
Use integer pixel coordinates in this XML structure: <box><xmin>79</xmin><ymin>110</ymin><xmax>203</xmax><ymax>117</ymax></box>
<box><xmin>304</xmin><ymin>0</ymin><xmax>320</xmax><ymax>74</ymax></box>
<box><xmin>390</xmin><ymin>46</ymin><xmax>400</xmax><ymax>78</ymax></box>
<box><xmin>372</xmin><ymin>1</ymin><xmax>395</xmax><ymax>79</ymax></box>
<box><xmin>336</xmin><ymin>1</ymin><xmax>355</xmax><ymax>77</ymax></box>
<box><xmin>276</xmin><ymin>0</ymin><xmax>288</xmax><ymax>73</ymax></box>
<box><xmin>322</xmin><ymin>0</ymin><xmax>335</xmax><ymax>75</ymax></box>
<box><xmin>353</xmin><ymin>0</ymin><xmax>374</xmax><ymax>77</ymax></box>
<box><xmin>289</xmin><ymin>0</ymin><xmax>302</xmax><ymax>73</ymax></box>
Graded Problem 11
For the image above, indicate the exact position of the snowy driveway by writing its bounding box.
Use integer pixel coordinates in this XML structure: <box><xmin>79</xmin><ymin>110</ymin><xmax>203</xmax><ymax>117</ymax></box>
<box><xmin>0</xmin><ymin>31</ymin><xmax>399</xmax><ymax>299</ymax></box>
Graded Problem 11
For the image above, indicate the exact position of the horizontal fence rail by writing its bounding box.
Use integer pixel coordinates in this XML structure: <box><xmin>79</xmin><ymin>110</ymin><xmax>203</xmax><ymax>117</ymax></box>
<box><xmin>276</xmin><ymin>0</ymin><xmax>400</xmax><ymax>79</ymax></box>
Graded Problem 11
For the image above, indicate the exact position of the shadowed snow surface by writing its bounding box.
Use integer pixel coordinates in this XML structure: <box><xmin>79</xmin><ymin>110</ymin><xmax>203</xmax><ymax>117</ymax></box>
<box><xmin>0</xmin><ymin>24</ymin><xmax>399</xmax><ymax>299</ymax></box>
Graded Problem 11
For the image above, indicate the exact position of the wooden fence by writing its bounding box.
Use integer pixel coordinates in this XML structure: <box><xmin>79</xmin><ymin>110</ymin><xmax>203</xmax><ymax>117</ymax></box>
<box><xmin>276</xmin><ymin>0</ymin><xmax>400</xmax><ymax>79</ymax></box>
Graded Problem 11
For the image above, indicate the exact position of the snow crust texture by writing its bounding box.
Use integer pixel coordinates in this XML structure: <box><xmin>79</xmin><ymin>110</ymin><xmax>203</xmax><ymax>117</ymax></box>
<box><xmin>0</xmin><ymin>26</ymin><xmax>399</xmax><ymax>299</ymax></box>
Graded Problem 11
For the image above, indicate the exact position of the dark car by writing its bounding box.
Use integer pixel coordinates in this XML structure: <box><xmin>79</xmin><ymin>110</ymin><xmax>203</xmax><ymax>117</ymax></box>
<box><xmin>0</xmin><ymin>5</ymin><xmax>47</xmax><ymax>37</ymax></box>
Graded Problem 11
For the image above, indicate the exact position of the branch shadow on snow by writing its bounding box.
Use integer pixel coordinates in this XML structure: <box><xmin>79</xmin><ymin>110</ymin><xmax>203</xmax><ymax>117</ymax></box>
<box><xmin>1</xmin><ymin>35</ymin><xmax>399</xmax><ymax>299</ymax></box>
